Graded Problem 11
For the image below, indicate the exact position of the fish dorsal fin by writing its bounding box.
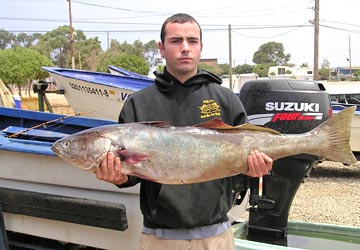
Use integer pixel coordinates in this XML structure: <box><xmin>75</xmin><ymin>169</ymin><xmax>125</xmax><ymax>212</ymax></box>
<box><xmin>139</xmin><ymin>121</ymin><xmax>172</xmax><ymax>128</ymax></box>
<box><xmin>194</xmin><ymin>118</ymin><xmax>280</xmax><ymax>134</ymax></box>
<box><xmin>194</xmin><ymin>118</ymin><xmax>234</xmax><ymax>129</ymax></box>
<box><xmin>236</xmin><ymin>124</ymin><xmax>280</xmax><ymax>134</ymax></box>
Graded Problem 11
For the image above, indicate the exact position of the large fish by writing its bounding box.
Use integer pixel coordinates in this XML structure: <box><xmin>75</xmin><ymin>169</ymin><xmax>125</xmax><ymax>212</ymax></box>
<box><xmin>51</xmin><ymin>106</ymin><xmax>357</xmax><ymax>184</ymax></box>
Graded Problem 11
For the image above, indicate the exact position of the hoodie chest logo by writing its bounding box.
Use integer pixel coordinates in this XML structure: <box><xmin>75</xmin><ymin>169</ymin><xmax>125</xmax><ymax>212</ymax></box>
<box><xmin>199</xmin><ymin>100</ymin><xmax>221</xmax><ymax>119</ymax></box>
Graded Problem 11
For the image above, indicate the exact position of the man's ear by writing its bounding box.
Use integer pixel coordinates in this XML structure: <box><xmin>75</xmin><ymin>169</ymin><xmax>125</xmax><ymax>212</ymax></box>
<box><xmin>158</xmin><ymin>41</ymin><xmax>165</xmax><ymax>58</ymax></box>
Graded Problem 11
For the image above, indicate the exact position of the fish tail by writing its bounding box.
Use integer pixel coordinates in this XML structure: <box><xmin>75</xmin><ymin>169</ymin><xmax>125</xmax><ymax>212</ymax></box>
<box><xmin>313</xmin><ymin>106</ymin><xmax>357</xmax><ymax>165</ymax></box>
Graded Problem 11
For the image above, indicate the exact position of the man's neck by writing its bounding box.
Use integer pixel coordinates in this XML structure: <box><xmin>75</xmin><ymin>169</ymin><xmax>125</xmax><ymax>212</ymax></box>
<box><xmin>166</xmin><ymin>68</ymin><xmax>198</xmax><ymax>84</ymax></box>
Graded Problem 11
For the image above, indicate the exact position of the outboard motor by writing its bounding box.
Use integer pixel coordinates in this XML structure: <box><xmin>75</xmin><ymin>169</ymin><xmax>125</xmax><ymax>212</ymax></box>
<box><xmin>238</xmin><ymin>79</ymin><xmax>331</xmax><ymax>245</ymax></box>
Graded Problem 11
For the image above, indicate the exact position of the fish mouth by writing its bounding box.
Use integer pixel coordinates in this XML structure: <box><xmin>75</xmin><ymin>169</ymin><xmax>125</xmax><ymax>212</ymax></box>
<box><xmin>51</xmin><ymin>144</ymin><xmax>59</xmax><ymax>154</ymax></box>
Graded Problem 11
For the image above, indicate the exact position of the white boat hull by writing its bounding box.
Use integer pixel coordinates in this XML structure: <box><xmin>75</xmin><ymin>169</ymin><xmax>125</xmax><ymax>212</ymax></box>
<box><xmin>0</xmin><ymin>150</ymin><xmax>142</xmax><ymax>250</ymax></box>
<box><xmin>349</xmin><ymin>114</ymin><xmax>360</xmax><ymax>153</ymax></box>
<box><xmin>331</xmin><ymin>107</ymin><xmax>360</xmax><ymax>153</ymax></box>
<box><xmin>50</xmin><ymin>73</ymin><xmax>133</xmax><ymax>121</ymax></box>
<box><xmin>42</xmin><ymin>67</ymin><xmax>154</xmax><ymax>121</ymax></box>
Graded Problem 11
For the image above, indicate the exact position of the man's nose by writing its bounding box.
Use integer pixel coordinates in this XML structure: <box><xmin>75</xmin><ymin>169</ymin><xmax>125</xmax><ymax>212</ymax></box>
<box><xmin>181</xmin><ymin>41</ymin><xmax>190</xmax><ymax>52</ymax></box>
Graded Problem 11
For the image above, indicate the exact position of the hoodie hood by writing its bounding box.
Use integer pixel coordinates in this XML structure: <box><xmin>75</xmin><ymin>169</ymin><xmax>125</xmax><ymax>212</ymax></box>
<box><xmin>154</xmin><ymin>68</ymin><xmax>222</xmax><ymax>92</ymax></box>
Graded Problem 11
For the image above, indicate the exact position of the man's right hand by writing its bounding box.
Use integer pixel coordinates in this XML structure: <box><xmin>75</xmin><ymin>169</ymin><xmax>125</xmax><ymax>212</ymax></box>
<box><xmin>96</xmin><ymin>152</ymin><xmax>128</xmax><ymax>185</ymax></box>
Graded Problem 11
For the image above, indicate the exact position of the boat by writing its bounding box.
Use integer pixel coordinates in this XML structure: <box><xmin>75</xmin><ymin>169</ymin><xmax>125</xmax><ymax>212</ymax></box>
<box><xmin>322</xmin><ymin>81</ymin><xmax>360</xmax><ymax>105</ymax></box>
<box><xmin>41</xmin><ymin>67</ymin><xmax>154</xmax><ymax>121</ymax></box>
<box><xmin>107</xmin><ymin>65</ymin><xmax>153</xmax><ymax>80</ymax></box>
<box><xmin>220</xmin><ymin>73</ymin><xmax>258</xmax><ymax>93</ymax></box>
<box><xmin>233</xmin><ymin>221</ymin><xmax>360</xmax><ymax>250</ymax></box>
<box><xmin>331</xmin><ymin>103</ymin><xmax>360</xmax><ymax>154</ymax></box>
<box><xmin>322</xmin><ymin>81</ymin><xmax>360</xmax><ymax>153</ymax></box>
<box><xmin>0</xmin><ymin>107</ymin><xmax>248</xmax><ymax>249</ymax></box>
<box><xmin>0</xmin><ymin>107</ymin><xmax>143</xmax><ymax>250</ymax></box>
<box><xmin>0</xmin><ymin>79</ymin><xmax>14</xmax><ymax>108</ymax></box>
<box><xmin>1</xmin><ymin>107</ymin><xmax>359</xmax><ymax>249</ymax></box>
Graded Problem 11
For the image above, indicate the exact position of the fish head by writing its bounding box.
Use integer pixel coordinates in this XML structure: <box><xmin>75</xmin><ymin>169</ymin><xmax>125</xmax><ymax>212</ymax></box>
<box><xmin>51</xmin><ymin>129</ymin><xmax>113</xmax><ymax>172</ymax></box>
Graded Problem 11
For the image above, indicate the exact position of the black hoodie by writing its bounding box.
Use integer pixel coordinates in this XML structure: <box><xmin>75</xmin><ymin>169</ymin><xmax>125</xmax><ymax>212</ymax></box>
<box><xmin>118</xmin><ymin>68</ymin><xmax>248</xmax><ymax>229</ymax></box>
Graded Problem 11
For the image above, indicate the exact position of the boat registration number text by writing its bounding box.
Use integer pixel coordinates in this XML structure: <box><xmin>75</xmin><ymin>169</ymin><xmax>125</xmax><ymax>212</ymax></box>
<box><xmin>68</xmin><ymin>82</ymin><xmax>109</xmax><ymax>97</ymax></box>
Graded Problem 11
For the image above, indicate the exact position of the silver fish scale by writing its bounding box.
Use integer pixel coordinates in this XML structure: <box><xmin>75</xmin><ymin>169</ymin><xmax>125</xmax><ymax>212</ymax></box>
<box><xmin>120</xmin><ymin>126</ymin><xmax>243</xmax><ymax>183</ymax></box>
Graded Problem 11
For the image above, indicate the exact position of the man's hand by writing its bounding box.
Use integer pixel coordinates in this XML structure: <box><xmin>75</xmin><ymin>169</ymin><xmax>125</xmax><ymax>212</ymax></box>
<box><xmin>96</xmin><ymin>152</ymin><xmax>128</xmax><ymax>185</ymax></box>
<box><xmin>245</xmin><ymin>150</ymin><xmax>273</xmax><ymax>177</ymax></box>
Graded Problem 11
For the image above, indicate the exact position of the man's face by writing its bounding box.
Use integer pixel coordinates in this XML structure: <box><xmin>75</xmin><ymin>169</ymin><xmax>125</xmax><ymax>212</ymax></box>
<box><xmin>158</xmin><ymin>21</ymin><xmax>203</xmax><ymax>82</ymax></box>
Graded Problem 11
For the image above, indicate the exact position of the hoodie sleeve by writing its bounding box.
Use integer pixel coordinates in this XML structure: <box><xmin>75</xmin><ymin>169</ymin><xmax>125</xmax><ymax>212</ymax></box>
<box><xmin>231</xmin><ymin>92</ymin><xmax>248</xmax><ymax>126</ymax></box>
<box><xmin>118</xmin><ymin>97</ymin><xmax>136</xmax><ymax>123</ymax></box>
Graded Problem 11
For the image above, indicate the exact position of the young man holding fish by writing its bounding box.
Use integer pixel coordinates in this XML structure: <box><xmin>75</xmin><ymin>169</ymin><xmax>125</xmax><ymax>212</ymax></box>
<box><xmin>96</xmin><ymin>13</ymin><xmax>273</xmax><ymax>250</ymax></box>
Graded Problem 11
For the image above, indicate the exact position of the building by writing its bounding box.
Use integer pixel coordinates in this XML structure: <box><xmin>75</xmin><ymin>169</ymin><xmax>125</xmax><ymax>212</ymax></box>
<box><xmin>268</xmin><ymin>66</ymin><xmax>313</xmax><ymax>80</ymax></box>
<box><xmin>199</xmin><ymin>58</ymin><xmax>218</xmax><ymax>67</ymax></box>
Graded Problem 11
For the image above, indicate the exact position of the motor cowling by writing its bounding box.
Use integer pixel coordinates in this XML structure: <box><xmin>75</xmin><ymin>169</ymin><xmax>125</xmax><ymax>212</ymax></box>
<box><xmin>238</xmin><ymin>79</ymin><xmax>331</xmax><ymax>245</ymax></box>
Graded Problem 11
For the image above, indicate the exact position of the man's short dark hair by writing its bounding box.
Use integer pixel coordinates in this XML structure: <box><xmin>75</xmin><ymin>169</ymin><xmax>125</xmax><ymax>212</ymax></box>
<box><xmin>160</xmin><ymin>13</ymin><xmax>202</xmax><ymax>44</ymax></box>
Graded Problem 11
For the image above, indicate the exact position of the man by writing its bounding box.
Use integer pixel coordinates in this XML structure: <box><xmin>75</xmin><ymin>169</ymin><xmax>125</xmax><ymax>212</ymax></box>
<box><xmin>96</xmin><ymin>13</ymin><xmax>272</xmax><ymax>250</ymax></box>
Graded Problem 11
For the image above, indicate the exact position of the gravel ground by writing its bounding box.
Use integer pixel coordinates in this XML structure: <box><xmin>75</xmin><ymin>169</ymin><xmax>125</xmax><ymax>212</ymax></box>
<box><xmin>288</xmin><ymin>161</ymin><xmax>360</xmax><ymax>227</ymax></box>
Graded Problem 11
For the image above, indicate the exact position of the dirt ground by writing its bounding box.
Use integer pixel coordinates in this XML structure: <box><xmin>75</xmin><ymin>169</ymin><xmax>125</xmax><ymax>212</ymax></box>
<box><xmin>20</xmin><ymin>91</ymin><xmax>74</xmax><ymax>114</ymax></box>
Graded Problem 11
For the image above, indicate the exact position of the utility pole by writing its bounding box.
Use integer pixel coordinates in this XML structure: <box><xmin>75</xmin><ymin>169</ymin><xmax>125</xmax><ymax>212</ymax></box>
<box><xmin>107</xmin><ymin>31</ymin><xmax>110</xmax><ymax>50</ymax></box>
<box><xmin>313</xmin><ymin>0</ymin><xmax>320</xmax><ymax>80</ymax></box>
<box><xmin>228</xmin><ymin>24</ymin><xmax>233</xmax><ymax>90</ymax></box>
<box><xmin>348</xmin><ymin>35</ymin><xmax>352</xmax><ymax>81</ymax></box>
<box><xmin>68</xmin><ymin>0</ymin><xmax>75</xmax><ymax>69</ymax></box>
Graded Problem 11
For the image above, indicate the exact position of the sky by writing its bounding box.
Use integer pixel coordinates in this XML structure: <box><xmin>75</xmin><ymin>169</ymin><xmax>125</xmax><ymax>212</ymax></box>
<box><xmin>1</xmin><ymin>0</ymin><xmax>360</xmax><ymax>68</ymax></box>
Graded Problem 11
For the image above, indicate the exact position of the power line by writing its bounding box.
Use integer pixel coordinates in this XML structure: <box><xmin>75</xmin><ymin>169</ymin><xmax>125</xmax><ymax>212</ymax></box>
<box><xmin>72</xmin><ymin>0</ymin><xmax>172</xmax><ymax>16</ymax></box>
<box><xmin>321</xmin><ymin>19</ymin><xmax>360</xmax><ymax>28</ymax></box>
<box><xmin>0</xmin><ymin>17</ymin><xmax>161</xmax><ymax>26</ymax></box>
<box><xmin>1</xmin><ymin>25</ymin><xmax>313</xmax><ymax>35</ymax></box>
<box><xmin>232</xmin><ymin>23</ymin><xmax>312</xmax><ymax>39</ymax></box>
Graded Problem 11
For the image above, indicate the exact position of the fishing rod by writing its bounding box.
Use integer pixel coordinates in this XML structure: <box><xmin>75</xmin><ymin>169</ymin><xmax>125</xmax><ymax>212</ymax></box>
<box><xmin>7</xmin><ymin>111</ymin><xmax>95</xmax><ymax>138</ymax></box>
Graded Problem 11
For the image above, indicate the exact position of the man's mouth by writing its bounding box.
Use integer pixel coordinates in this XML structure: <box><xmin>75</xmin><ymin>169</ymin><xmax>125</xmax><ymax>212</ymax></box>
<box><xmin>178</xmin><ymin>57</ymin><xmax>192</xmax><ymax>62</ymax></box>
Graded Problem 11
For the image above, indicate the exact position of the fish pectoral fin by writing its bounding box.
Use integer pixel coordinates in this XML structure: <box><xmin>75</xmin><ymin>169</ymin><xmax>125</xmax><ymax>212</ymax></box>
<box><xmin>116</xmin><ymin>149</ymin><xmax>159</xmax><ymax>165</ymax></box>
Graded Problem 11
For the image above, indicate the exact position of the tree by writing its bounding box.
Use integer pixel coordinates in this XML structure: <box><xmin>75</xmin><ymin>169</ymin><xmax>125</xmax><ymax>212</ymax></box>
<box><xmin>218</xmin><ymin>63</ymin><xmax>230</xmax><ymax>75</ymax></box>
<box><xmin>143</xmin><ymin>40</ymin><xmax>162</xmax><ymax>69</ymax></box>
<box><xmin>34</xmin><ymin>25</ymin><xmax>86</xmax><ymax>68</ymax></box>
<box><xmin>0</xmin><ymin>30</ymin><xmax>42</xmax><ymax>49</ymax></box>
<box><xmin>75</xmin><ymin>37</ymin><xmax>102</xmax><ymax>70</ymax></box>
<box><xmin>253</xmin><ymin>63</ymin><xmax>276</xmax><ymax>77</ymax></box>
<box><xmin>110</xmin><ymin>39</ymin><xmax>161</xmax><ymax>69</ymax></box>
<box><xmin>355</xmin><ymin>69</ymin><xmax>360</xmax><ymax>77</ymax></box>
<box><xmin>0</xmin><ymin>47</ymin><xmax>53</xmax><ymax>95</ymax></box>
<box><xmin>198</xmin><ymin>63</ymin><xmax>222</xmax><ymax>76</ymax></box>
<box><xmin>253</xmin><ymin>42</ymin><xmax>290</xmax><ymax>65</ymax></box>
<box><xmin>234</xmin><ymin>64</ymin><xmax>255</xmax><ymax>74</ymax></box>
<box><xmin>319</xmin><ymin>58</ymin><xmax>331</xmax><ymax>80</ymax></box>
<box><xmin>96</xmin><ymin>53</ymin><xmax>149</xmax><ymax>75</ymax></box>
<box><xmin>13</xmin><ymin>32</ymin><xmax>42</xmax><ymax>48</ymax></box>
<box><xmin>0</xmin><ymin>29</ymin><xmax>15</xmax><ymax>49</ymax></box>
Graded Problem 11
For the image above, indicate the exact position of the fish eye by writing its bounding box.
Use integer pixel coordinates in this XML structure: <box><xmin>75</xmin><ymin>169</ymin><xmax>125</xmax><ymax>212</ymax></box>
<box><xmin>64</xmin><ymin>142</ymin><xmax>70</xmax><ymax>147</ymax></box>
